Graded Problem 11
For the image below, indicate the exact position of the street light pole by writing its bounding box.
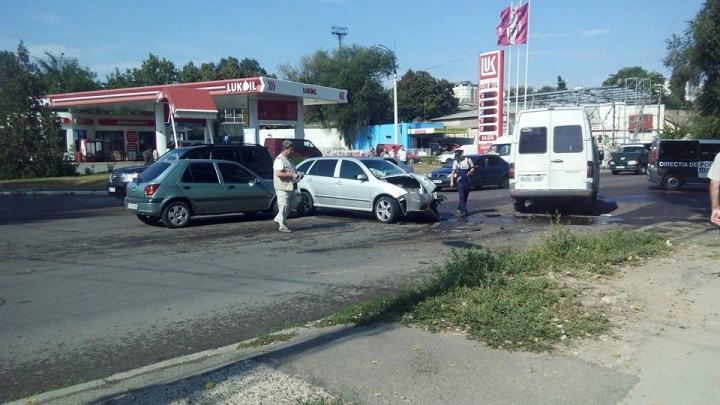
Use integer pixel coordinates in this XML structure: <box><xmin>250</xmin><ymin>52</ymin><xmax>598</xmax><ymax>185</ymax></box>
<box><xmin>377</xmin><ymin>44</ymin><xmax>398</xmax><ymax>145</ymax></box>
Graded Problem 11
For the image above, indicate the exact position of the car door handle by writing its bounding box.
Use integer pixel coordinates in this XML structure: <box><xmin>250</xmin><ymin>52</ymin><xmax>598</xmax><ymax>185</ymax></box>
<box><xmin>227</xmin><ymin>185</ymin><xmax>235</xmax><ymax>189</ymax></box>
<box><xmin>551</xmin><ymin>159</ymin><xmax>564</xmax><ymax>163</ymax></box>
<box><xmin>183</xmin><ymin>186</ymin><xmax>191</xmax><ymax>189</ymax></box>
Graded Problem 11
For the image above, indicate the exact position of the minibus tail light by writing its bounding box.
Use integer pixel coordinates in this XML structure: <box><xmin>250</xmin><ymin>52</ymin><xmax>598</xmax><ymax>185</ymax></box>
<box><xmin>587</xmin><ymin>161</ymin><xmax>594</xmax><ymax>178</ymax></box>
<box><xmin>509</xmin><ymin>163</ymin><xmax>515</xmax><ymax>180</ymax></box>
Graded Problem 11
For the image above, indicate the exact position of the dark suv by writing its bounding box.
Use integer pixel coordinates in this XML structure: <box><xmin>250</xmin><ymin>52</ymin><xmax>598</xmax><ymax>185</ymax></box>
<box><xmin>107</xmin><ymin>144</ymin><xmax>273</xmax><ymax>199</ymax></box>
<box><xmin>609</xmin><ymin>143</ymin><xmax>651</xmax><ymax>175</ymax></box>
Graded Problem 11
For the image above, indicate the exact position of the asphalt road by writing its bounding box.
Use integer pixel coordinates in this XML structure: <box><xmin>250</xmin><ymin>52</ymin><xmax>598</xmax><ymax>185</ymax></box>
<box><xmin>0</xmin><ymin>172</ymin><xmax>711</xmax><ymax>401</ymax></box>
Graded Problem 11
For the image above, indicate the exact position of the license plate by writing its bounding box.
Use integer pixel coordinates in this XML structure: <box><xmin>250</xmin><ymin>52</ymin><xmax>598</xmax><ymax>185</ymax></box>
<box><xmin>127</xmin><ymin>203</ymin><xmax>138</xmax><ymax>210</ymax></box>
<box><xmin>615</xmin><ymin>166</ymin><xmax>625</xmax><ymax>169</ymax></box>
<box><xmin>108</xmin><ymin>187</ymin><xmax>116</xmax><ymax>192</ymax></box>
<box><xmin>432</xmin><ymin>180</ymin><xmax>443</xmax><ymax>184</ymax></box>
<box><xmin>520</xmin><ymin>176</ymin><xmax>543</xmax><ymax>182</ymax></box>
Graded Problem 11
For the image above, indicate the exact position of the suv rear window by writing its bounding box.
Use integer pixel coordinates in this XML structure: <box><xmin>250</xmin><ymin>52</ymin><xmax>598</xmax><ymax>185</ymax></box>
<box><xmin>240</xmin><ymin>148</ymin><xmax>268</xmax><ymax>164</ymax></box>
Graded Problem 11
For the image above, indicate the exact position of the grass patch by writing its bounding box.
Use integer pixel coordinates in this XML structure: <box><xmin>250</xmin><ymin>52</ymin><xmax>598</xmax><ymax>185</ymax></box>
<box><xmin>0</xmin><ymin>172</ymin><xmax>109</xmax><ymax>191</ymax></box>
<box><xmin>320</xmin><ymin>226</ymin><xmax>667</xmax><ymax>351</ymax></box>
<box><xmin>237</xmin><ymin>330</ymin><xmax>297</xmax><ymax>349</ymax></box>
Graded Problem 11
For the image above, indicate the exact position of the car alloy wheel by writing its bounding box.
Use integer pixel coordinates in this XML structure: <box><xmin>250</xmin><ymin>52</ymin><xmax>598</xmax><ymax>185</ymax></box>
<box><xmin>162</xmin><ymin>201</ymin><xmax>191</xmax><ymax>228</ymax></box>
<box><xmin>374</xmin><ymin>196</ymin><xmax>400</xmax><ymax>224</ymax></box>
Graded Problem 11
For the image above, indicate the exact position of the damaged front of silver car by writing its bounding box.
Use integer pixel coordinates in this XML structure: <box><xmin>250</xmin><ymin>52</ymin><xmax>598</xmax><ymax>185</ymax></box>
<box><xmin>383</xmin><ymin>173</ymin><xmax>447</xmax><ymax>221</ymax></box>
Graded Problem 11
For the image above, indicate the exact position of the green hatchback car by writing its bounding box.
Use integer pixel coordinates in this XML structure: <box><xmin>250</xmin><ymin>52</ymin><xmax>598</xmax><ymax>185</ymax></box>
<box><xmin>124</xmin><ymin>159</ymin><xmax>281</xmax><ymax>228</ymax></box>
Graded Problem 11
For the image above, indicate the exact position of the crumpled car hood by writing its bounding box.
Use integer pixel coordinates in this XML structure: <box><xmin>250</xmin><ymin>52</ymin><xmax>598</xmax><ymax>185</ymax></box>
<box><xmin>382</xmin><ymin>173</ymin><xmax>437</xmax><ymax>193</ymax></box>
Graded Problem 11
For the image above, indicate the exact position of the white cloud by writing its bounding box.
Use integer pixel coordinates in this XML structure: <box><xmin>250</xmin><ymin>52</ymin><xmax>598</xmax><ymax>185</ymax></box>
<box><xmin>581</xmin><ymin>28</ymin><xmax>610</xmax><ymax>37</ymax></box>
<box><xmin>33</xmin><ymin>13</ymin><xmax>61</xmax><ymax>22</ymax></box>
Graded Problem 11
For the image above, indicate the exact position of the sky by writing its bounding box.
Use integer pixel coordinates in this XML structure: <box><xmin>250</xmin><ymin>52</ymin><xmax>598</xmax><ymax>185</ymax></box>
<box><xmin>0</xmin><ymin>0</ymin><xmax>706</xmax><ymax>90</ymax></box>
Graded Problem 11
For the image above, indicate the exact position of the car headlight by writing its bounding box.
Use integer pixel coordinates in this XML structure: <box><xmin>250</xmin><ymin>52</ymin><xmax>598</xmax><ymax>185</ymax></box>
<box><xmin>446</xmin><ymin>173</ymin><xmax>452</xmax><ymax>178</ymax></box>
<box><xmin>122</xmin><ymin>173</ymin><xmax>139</xmax><ymax>182</ymax></box>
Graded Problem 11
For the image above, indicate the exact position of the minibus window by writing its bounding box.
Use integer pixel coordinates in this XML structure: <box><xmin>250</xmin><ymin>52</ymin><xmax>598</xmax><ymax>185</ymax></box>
<box><xmin>518</xmin><ymin>127</ymin><xmax>547</xmax><ymax>154</ymax></box>
<box><xmin>553</xmin><ymin>125</ymin><xmax>583</xmax><ymax>153</ymax></box>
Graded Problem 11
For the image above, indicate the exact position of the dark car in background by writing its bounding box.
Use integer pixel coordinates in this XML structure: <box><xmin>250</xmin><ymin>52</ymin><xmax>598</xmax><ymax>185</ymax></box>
<box><xmin>124</xmin><ymin>159</ymin><xmax>282</xmax><ymax>228</ymax></box>
<box><xmin>428</xmin><ymin>154</ymin><xmax>510</xmax><ymax>191</ymax></box>
<box><xmin>609</xmin><ymin>143</ymin><xmax>651</xmax><ymax>175</ymax></box>
<box><xmin>107</xmin><ymin>143</ymin><xmax>273</xmax><ymax>199</ymax></box>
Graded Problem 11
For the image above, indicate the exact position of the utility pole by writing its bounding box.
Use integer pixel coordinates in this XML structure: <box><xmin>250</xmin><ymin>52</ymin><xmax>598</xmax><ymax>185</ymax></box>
<box><xmin>331</xmin><ymin>26</ymin><xmax>348</xmax><ymax>52</ymax></box>
<box><xmin>377</xmin><ymin>44</ymin><xmax>398</xmax><ymax>145</ymax></box>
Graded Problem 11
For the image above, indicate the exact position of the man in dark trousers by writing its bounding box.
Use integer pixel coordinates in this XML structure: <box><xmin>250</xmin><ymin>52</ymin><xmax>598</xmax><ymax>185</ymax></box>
<box><xmin>449</xmin><ymin>149</ymin><xmax>475</xmax><ymax>216</ymax></box>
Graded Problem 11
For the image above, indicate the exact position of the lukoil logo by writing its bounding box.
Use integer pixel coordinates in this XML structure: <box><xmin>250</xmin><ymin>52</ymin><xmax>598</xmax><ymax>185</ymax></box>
<box><xmin>226</xmin><ymin>80</ymin><xmax>258</xmax><ymax>93</ymax></box>
<box><xmin>480</xmin><ymin>55</ymin><xmax>497</xmax><ymax>78</ymax></box>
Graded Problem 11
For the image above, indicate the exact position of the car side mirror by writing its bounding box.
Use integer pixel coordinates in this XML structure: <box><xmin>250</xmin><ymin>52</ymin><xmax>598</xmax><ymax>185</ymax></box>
<box><xmin>356</xmin><ymin>174</ymin><xmax>368</xmax><ymax>181</ymax></box>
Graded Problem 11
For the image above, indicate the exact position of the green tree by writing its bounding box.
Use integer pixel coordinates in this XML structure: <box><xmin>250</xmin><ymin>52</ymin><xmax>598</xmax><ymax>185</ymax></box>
<box><xmin>0</xmin><ymin>42</ymin><xmax>73</xmax><ymax>179</ymax></box>
<box><xmin>602</xmin><ymin>66</ymin><xmax>669</xmax><ymax>99</ymax></box>
<box><xmin>105</xmin><ymin>53</ymin><xmax>178</xmax><ymax>88</ymax></box>
<box><xmin>663</xmin><ymin>0</ymin><xmax>720</xmax><ymax>137</ymax></box>
<box><xmin>279</xmin><ymin>45</ymin><xmax>393</xmax><ymax>147</ymax></box>
<box><xmin>37</xmin><ymin>52</ymin><xmax>100</xmax><ymax>94</ymax></box>
<box><xmin>397</xmin><ymin>70</ymin><xmax>458</xmax><ymax>122</ymax></box>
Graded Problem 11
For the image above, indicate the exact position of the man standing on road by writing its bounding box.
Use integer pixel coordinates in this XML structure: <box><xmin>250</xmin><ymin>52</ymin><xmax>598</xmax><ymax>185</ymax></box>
<box><xmin>709</xmin><ymin>152</ymin><xmax>720</xmax><ymax>226</ymax></box>
<box><xmin>273</xmin><ymin>140</ymin><xmax>300</xmax><ymax>233</ymax></box>
<box><xmin>449</xmin><ymin>149</ymin><xmax>475</xmax><ymax>217</ymax></box>
<box><xmin>398</xmin><ymin>145</ymin><xmax>408</xmax><ymax>164</ymax></box>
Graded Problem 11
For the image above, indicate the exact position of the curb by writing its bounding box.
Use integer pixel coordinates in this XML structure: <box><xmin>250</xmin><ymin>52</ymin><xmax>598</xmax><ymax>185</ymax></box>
<box><xmin>0</xmin><ymin>190</ymin><xmax>107</xmax><ymax>197</ymax></box>
<box><xmin>4</xmin><ymin>326</ymin><xmax>310</xmax><ymax>405</ymax></box>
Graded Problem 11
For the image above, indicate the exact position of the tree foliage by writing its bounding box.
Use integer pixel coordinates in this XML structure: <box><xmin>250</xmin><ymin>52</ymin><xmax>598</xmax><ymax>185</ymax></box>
<box><xmin>37</xmin><ymin>52</ymin><xmax>100</xmax><ymax>94</ymax></box>
<box><xmin>397</xmin><ymin>70</ymin><xmax>458</xmax><ymax>122</ymax></box>
<box><xmin>279</xmin><ymin>45</ymin><xmax>393</xmax><ymax>147</ymax></box>
<box><xmin>664</xmin><ymin>0</ymin><xmax>720</xmax><ymax>125</ymax></box>
<box><xmin>0</xmin><ymin>42</ymin><xmax>74</xmax><ymax>179</ymax></box>
<box><xmin>105</xmin><ymin>53</ymin><xmax>178</xmax><ymax>88</ymax></box>
<box><xmin>179</xmin><ymin>57</ymin><xmax>272</xmax><ymax>83</ymax></box>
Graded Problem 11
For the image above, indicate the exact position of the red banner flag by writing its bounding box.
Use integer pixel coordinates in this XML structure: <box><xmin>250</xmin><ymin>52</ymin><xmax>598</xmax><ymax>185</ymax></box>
<box><xmin>513</xmin><ymin>3</ymin><xmax>529</xmax><ymax>45</ymax></box>
<box><xmin>496</xmin><ymin>3</ymin><xmax>529</xmax><ymax>46</ymax></box>
<box><xmin>496</xmin><ymin>6</ymin><xmax>511</xmax><ymax>46</ymax></box>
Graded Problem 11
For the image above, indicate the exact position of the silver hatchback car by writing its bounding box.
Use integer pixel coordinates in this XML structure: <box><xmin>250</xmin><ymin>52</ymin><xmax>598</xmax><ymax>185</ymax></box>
<box><xmin>295</xmin><ymin>157</ymin><xmax>445</xmax><ymax>223</ymax></box>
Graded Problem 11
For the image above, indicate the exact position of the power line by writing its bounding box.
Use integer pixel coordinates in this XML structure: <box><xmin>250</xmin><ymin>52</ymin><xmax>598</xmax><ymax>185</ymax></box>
<box><xmin>422</xmin><ymin>52</ymin><xmax>481</xmax><ymax>72</ymax></box>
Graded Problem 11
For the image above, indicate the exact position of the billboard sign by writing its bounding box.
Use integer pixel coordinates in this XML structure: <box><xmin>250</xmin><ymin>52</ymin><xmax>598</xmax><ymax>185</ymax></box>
<box><xmin>477</xmin><ymin>50</ymin><xmax>504</xmax><ymax>154</ymax></box>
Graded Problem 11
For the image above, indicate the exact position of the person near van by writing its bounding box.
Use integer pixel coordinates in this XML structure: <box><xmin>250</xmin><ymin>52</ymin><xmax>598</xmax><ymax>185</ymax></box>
<box><xmin>398</xmin><ymin>145</ymin><xmax>408</xmax><ymax>163</ymax></box>
<box><xmin>143</xmin><ymin>146</ymin><xmax>155</xmax><ymax>165</ymax></box>
<box><xmin>380</xmin><ymin>147</ymin><xmax>390</xmax><ymax>157</ymax></box>
<box><xmin>388</xmin><ymin>146</ymin><xmax>397</xmax><ymax>158</ymax></box>
<box><xmin>450</xmin><ymin>149</ymin><xmax>475</xmax><ymax>216</ymax></box>
<box><xmin>368</xmin><ymin>146</ymin><xmax>376</xmax><ymax>157</ymax></box>
<box><xmin>709</xmin><ymin>152</ymin><xmax>720</xmax><ymax>226</ymax></box>
<box><xmin>273</xmin><ymin>140</ymin><xmax>300</xmax><ymax>233</ymax></box>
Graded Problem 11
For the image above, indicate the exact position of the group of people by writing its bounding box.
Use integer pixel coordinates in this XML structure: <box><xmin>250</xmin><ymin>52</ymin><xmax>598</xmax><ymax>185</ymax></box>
<box><xmin>373</xmin><ymin>145</ymin><xmax>408</xmax><ymax>163</ymax></box>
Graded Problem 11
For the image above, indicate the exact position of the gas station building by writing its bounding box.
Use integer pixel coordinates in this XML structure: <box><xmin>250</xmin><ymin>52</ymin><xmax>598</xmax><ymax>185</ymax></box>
<box><xmin>45</xmin><ymin>78</ymin><xmax>347</xmax><ymax>162</ymax></box>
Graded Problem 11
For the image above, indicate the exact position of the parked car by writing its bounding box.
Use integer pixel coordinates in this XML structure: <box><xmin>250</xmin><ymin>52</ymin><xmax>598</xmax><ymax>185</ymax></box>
<box><xmin>383</xmin><ymin>157</ymin><xmax>414</xmax><ymax>172</ymax></box>
<box><xmin>108</xmin><ymin>143</ymin><xmax>273</xmax><ymax>199</ymax></box>
<box><xmin>124</xmin><ymin>159</ymin><xmax>284</xmax><ymax>228</ymax></box>
<box><xmin>609</xmin><ymin>143</ymin><xmax>651</xmax><ymax>175</ymax></box>
<box><xmin>428</xmin><ymin>154</ymin><xmax>510</xmax><ymax>191</ymax></box>
<box><xmin>294</xmin><ymin>157</ymin><xmax>445</xmax><ymax>223</ymax></box>
<box><xmin>437</xmin><ymin>151</ymin><xmax>455</xmax><ymax>164</ymax></box>
<box><xmin>264</xmin><ymin>137</ymin><xmax>323</xmax><ymax>160</ymax></box>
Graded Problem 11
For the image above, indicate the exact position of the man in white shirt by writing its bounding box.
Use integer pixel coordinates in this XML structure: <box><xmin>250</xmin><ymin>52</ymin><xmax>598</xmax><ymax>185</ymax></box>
<box><xmin>397</xmin><ymin>145</ymin><xmax>408</xmax><ymax>163</ymax></box>
<box><xmin>709</xmin><ymin>152</ymin><xmax>720</xmax><ymax>226</ymax></box>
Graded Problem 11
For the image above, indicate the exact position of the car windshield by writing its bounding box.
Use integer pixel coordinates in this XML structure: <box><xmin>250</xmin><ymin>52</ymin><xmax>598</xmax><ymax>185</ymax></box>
<box><xmin>359</xmin><ymin>158</ymin><xmax>406</xmax><ymax>178</ymax></box>
<box><xmin>137</xmin><ymin>162</ymin><xmax>171</xmax><ymax>183</ymax></box>
<box><xmin>617</xmin><ymin>146</ymin><xmax>644</xmax><ymax>154</ymax></box>
<box><xmin>443</xmin><ymin>159</ymin><xmax>455</xmax><ymax>168</ymax></box>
